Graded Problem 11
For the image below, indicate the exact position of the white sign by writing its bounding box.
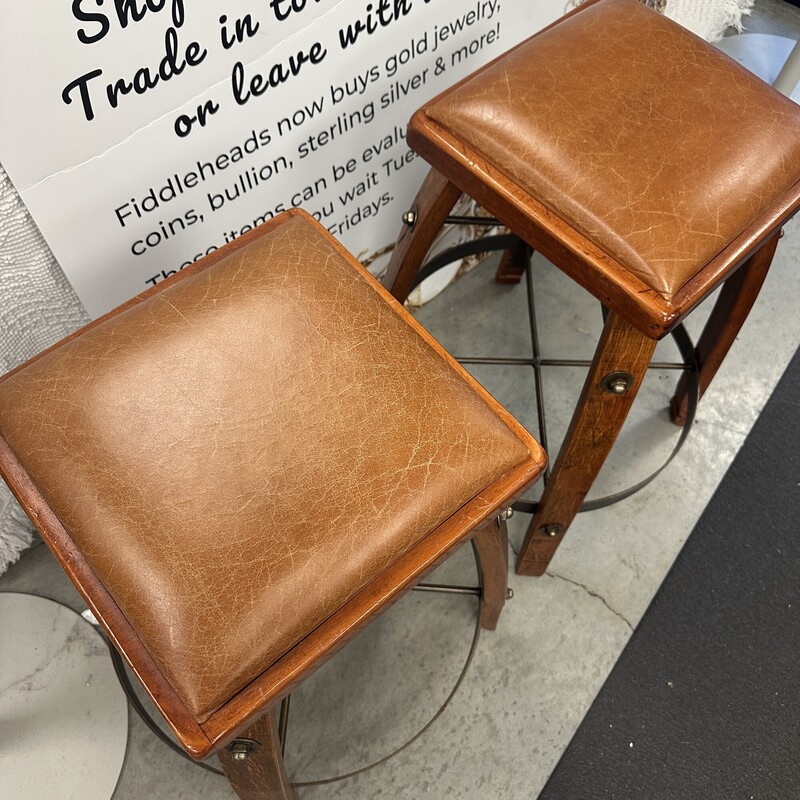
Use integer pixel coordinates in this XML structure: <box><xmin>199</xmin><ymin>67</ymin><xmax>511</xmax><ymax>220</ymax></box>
<box><xmin>1</xmin><ymin>0</ymin><xmax>564</xmax><ymax>318</ymax></box>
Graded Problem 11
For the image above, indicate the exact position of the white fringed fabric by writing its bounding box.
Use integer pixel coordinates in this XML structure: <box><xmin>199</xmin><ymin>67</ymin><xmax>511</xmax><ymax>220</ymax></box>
<box><xmin>0</xmin><ymin>162</ymin><xmax>89</xmax><ymax>573</ymax></box>
<box><xmin>567</xmin><ymin>0</ymin><xmax>754</xmax><ymax>41</ymax></box>
<box><xmin>665</xmin><ymin>0</ymin><xmax>754</xmax><ymax>42</ymax></box>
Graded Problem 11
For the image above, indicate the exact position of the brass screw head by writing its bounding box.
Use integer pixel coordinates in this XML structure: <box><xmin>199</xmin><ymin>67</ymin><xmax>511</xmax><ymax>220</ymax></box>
<box><xmin>609</xmin><ymin>378</ymin><xmax>628</xmax><ymax>394</ymax></box>
<box><xmin>498</xmin><ymin>507</ymin><xmax>514</xmax><ymax>520</ymax></box>
<box><xmin>229</xmin><ymin>741</ymin><xmax>255</xmax><ymax>762</ymax></box>
<box><xmin>402</xmin><ymin>210</ymin><xmax>417</xmax><ymax>226</ymax></box>
<box><xmin>601</xmin><ymin>371</ymin><xmax>634</xmax><ymax>395</ymax></box>
<box><xmin>541</xmin><ymin>523</ymin><xmax>563</xmax><ymax>537</ymax></box>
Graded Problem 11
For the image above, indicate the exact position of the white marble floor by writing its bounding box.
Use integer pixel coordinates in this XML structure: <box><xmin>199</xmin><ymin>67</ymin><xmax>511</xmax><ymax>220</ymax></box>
<box><xmin>1</xmin><ymin>3</ymin><xmax>799</xmax><ymax>798</ymax></box>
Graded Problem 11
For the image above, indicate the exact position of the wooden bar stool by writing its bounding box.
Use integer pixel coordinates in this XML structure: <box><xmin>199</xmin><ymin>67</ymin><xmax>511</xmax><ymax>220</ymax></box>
<box><xmin>0</xmin><ymin>210</ymin><xmax>545</xmax><ymax>798</ymax></box>
<box><xmin>383</xmin><ymin>0</ymin><xmax>800</xmax><ymax>577</ymax></box>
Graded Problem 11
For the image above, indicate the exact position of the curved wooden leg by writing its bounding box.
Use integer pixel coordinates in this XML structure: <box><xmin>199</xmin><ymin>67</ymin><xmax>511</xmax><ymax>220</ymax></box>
<box><xmin>472</xmin><ymin>517</ymin><xmax>509</xmax><ymax>630</ymax></box>
<box><xmin>383</xmin><ymin>168</ymin><xmax>462</xmax><ymax>303</ymax></box>
<box><xmin>516</xmin><ymin>312</ymin><xmax>657</xmax><ymax>576</ymax></box>
<box><xmin>670</xmin><ymin>230</ymin><xmax>780</xmax><ymax>425</ymax></box>
<box><xmin>219</xmin><ymin>710</ymin><xmax>299</xmax><ymax>800</ymax></box>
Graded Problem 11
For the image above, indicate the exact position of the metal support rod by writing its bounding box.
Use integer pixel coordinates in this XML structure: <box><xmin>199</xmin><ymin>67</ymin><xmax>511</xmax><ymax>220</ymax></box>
<box><xmin>278</xmin><ymin>695</ymin><xmax>291</xmax><ymax>757</ymax></box>
<box><xmin>456</xmin><ymin>356</ymin><xmax>688</xmax><ymax>370</ymax></box>
<box><xmin>413</xmin><ymin>583</ymin><xmax>482</xmax><ymax>596</ymax></box>
<box><xmin>444</xmin><ymin>215</ymin><xmax>501</xmax><ymax>226</ymax></box>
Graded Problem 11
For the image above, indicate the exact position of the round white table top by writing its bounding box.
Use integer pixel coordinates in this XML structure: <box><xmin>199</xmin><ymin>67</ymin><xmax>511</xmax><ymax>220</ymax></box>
<box><xmin>0</xmin><ymin>592</ymin><xmax>128</xmax><ymax>800</ymax></box>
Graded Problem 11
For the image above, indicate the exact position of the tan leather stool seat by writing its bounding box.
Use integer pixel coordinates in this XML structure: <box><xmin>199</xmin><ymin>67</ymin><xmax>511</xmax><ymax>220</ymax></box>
<box><xmin>407</xmin><ymin>0</ymin><xmax>800</xmax><ymax>334</ymax></box>
<box><xmin>0</xmin><ymin>211</ymin><xmax>542</xmax><ymax>743</ymax></box>
<box><xmin>383</xmin><ymin>0</ymin><xmax>800</xmax><ymax>578</ymax></box>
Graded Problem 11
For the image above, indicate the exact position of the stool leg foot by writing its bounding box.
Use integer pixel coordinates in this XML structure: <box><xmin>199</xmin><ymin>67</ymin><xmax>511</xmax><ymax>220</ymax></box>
<box><xmin>219</xmin><ymin>710</ymin><xmax>299</xmax><ymax>800</ymax></box>
<box><xmin>495</xmin><ymin>240</ymin><xmax>529</xmax><ymax>285</ymax></box>
<box><xmin>472</xmin><ymin>517</ymin><xmax>509</xmax><ymax>630</ymax></box>
<box><xmin>383</xmin><ymin>168</ymin><xmax>462</xmax><ymax>303</ymax></box>
<box><xmin>516</xmin><ymin>312</ymin><xmax>657</xmax><ymax>576</ymax></box>
<box><xmin>670</xmin><ymin>231</ymin><xmax>779</xmax><ymax>426</ymax></box>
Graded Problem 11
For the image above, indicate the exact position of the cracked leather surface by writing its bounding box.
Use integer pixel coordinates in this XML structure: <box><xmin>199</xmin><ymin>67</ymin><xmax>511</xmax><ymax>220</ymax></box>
<box><xmin>419</xmin><ymin>0</ymin><xmax>800</xmax><ymax>299</ymax></box>
<box><xmin>0</xmin><ymin>214</ymin><xmax>531</xmax><ymax>721</ymax></box>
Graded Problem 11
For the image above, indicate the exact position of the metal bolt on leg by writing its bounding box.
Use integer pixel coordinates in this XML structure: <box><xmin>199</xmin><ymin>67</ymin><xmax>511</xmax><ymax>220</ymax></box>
<box><xmin>402</xmin><ymin>210</ymin><xmax>417</xmax><ymax>227</ymax></box>
<box><xmin>541</xmin><ymin>523</ymin><xmax>563</xmax><ymax>538</ymax></box>
<box><xmin>609</xmin><ymin>379</ymin><xmax>627</xmax><ymax>394</ymax></box>
<box><xmin>228</xmin><ymin>738</ymin><xmax>260</xmax><ymax>762</ymax></box>
<box><xmin>498</xmin><ymin>507</ymin><xmax>514</xmax><ymax>520</ymax></box>
<box><xmin>601</xmin><ymin>371</ymin><xmax>634</xmax><ymax>395</ymax></box>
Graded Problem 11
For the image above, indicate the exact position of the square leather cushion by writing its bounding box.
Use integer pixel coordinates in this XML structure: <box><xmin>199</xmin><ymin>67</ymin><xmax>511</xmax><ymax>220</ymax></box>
<box><xmin>0</xmin><ymin>212</ymin><xmax>532</xmax><ymax>721</ymax></box>
<box><xmin>412</xmin><ymin>0</ymin><xmax>800</xmax><ymax>301</ymax></box>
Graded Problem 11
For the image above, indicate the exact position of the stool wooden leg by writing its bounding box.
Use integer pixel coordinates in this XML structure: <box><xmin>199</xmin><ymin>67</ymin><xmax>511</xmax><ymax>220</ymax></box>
<box><xmin>219</xmin><ymin>711</ymin><xmax>299</xmax><ymax>800</ymax></box>
<box><xmin>670</xmin><ymin>230</ymin><xmax>780</xmax><ymax>425</ymax></box>
<box><xmin>494</xmin><ymin>239</ymin><xmax>529</xmax><ymax>285</ymax></box>
<box><xmin>383</xmin><ymin>168</ymin><xmax>462</xmax><ymax>303</ymax></box>
<box><xmin>472</xmin><ymin>517</ymin><xmax>509</xmax><ymax>630</ymax></box>
<box><xmin>516</xmin><ymin>312</ymin><xmax>657</xmax><ymax>576</ymax></box>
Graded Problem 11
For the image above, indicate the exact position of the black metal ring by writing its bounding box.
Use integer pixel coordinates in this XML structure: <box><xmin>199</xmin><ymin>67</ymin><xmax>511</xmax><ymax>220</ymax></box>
<box><xmin>104</xmin><ymin>553</ymin><xmax>488</xmax><ymax>784</ymax></box>
<box><xmin>410</xmin><ymin>234</ymin><xmax>521</xmax><ymax>291</ymax></box>
<box><xmin>512</xmin><ymin>323</ymin><xmax>698</xmax><ymax>515</ymax></box>
<box><xmin>407</xmin><ymin>230</ymin><xmax>700</xmax><ymax>516</ymax></box>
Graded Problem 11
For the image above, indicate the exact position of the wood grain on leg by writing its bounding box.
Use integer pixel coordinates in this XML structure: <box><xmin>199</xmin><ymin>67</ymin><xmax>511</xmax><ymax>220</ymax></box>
<box><xmin>495</xmin><ymin>239</ymin><xmax>529</xmax><ymax>285</ymax></box>
<box><xmin>670</xmin><ymin>231</ymin><xmax>780</xmax><ymax>425</ymax></box>
<box><xmin>516</xmin><ymin>312</ymin><xmax>657</xmax><ymax>576</ymax></box>
<box><xmin>382</xmin><ymin>168</ymin><xmax>462</xmax><ymax>303</ymax></box>
<box><xmin>472</xmin><ymin>517</ymin><xmax>509</xmax><ymax>630</ymax></box>
<box><xmin>219</xmin><ymin>711</ymin><xmax>299</xmax><ymax>800</ymax></box>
